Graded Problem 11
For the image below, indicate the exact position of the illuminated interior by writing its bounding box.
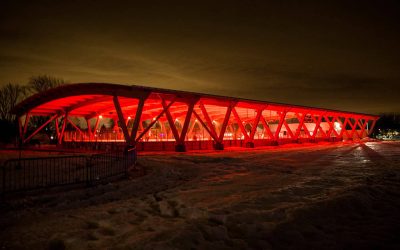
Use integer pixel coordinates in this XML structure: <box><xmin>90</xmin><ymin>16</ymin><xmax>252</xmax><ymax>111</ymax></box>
<box><xmin>14</xmin><ymin>83</ymin><xmax>380</xmax><ymax>151</ymax></box>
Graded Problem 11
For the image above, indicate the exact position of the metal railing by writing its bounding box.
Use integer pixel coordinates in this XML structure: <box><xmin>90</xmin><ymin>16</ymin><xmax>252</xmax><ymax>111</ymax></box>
<box><xmin>1</xmin><ymin>151</ymin><xmax>137</xmax><ymax>196</ymax></box>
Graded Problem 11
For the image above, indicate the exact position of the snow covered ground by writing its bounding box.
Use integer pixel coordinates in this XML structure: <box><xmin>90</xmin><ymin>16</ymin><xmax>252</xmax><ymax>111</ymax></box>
<box><xmin>1</xmin><ymin>141</ymin><xmax>399</xmax><ymax>249</ymax></box>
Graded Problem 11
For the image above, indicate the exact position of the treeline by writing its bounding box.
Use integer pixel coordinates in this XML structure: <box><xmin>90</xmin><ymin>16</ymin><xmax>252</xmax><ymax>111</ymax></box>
<box><xmin>0</xmin><ymin>75</ymin><xmax>66</xmax><ymax>144</ymax></box>
<box><xmin>374</xmin><ymin>113</ymin><xmax>400</xmax><ymax>133</ymax></box>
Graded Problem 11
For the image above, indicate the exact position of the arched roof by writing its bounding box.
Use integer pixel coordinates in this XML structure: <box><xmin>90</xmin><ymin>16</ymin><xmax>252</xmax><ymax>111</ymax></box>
<box><xmin>14</xmin><ymin>83</ymin><xmax>379</xmax><ymax>121</ymax></box>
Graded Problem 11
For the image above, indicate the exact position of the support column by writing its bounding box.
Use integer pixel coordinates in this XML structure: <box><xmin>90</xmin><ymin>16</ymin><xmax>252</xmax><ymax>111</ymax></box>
<box><xmin>20</xmin><ymin>113</ymin><xmax>31</xmax><ymax>141</ymax></box>
<box><xmin>55</xmin><ymin>117</ymin><xmax>60</xmax><ymax>139</ymax></box>
<box><xmin>357</xmin><ymin>118</ymin><xmax>368</xmax><ymax>139</ymax></box>
<box><xmin>161</xmin><ymin>97</ymin><xmax>180</xmax><ymax>142</ymax></box>
<box><xmin>246</xmin><ymin>108</ymin><xmax>263</xmax><ymax>148</ymax></box>
<box><xmin>199</xmin><ymin>102</ymin><xmax>219</xmax><ymax>141</ymax></box>
<box><xmin>261</xmin><ymin>116</ymin><xmax>275</xmax><ymax>141</ymax></box>
<box><xmin>93</xmin><ymin>116</ymin><xmax>100</xmax><ymax>140</ymax></box>
<box><xmin>368</xmin><ymin>119</ymin><xmax>377</xmax><ymax>136</ymax></box>
<box><xmin>283</xmin><ymin>119</ymin><xmax>294</xmax><ymax>140</ymax></box>
<box><xmin>113</xmin><ymin>96</ymin><xmax>131</xmax><ymax>145</ymax></box>
<box><xmin>274</xmin><ymin>111</ymin><xmax>287</xmax><ymax>142</ymax></box>
<box><xmin>311</xmin><ymin>114</ymin><xmax>322</xmax><ymax>141</ymax></box>
<box><xmin>130</xmin><ymin>98</ymin><xmax>145</xmax><ymax>144</ymax></box>
<box><xmin>348</xmin><ymin>118</ymin><xmax>358</xmax><ymax>140</ymax></box>
<box><xmin>294</xmin><ymin>113</ymin><xmax>305</xmax><ymax>141</ymax></box>
<box><xmin>214</xmin><ymin>102</ymin><xmax>235</xmax><ymax>150</ymax></box>
<box><xmin>339</xmin><ymin>117</ymin><xmax>348</xmax><ymax>140</ymax></box>
<box><xmin>58</xmin><ymin>113</ymin><xmax>68</xmax><ymax>145</ymax></box>
<box><xmin>326</xmin><ymin>115</ymin><xmax>340</xmax><ymax>140</ymax></box>
<box><xmin>232</xmin><ymin>107</ymin><xmax>250</xmax><ymax>143</ymax></box>
<box><xmin>86</xmin><ymin>118</ymin><xmax>92</xmax><ymax>140</ymax></box>
<box><xmin>176</xmin><ymin>99</ymin><xmax>196</xmax><ymax>152</ymax></box>
<box><xmin>18</xmin><ymin>116</ymin><xmax>23</xmax><ymax>141</ymax></box>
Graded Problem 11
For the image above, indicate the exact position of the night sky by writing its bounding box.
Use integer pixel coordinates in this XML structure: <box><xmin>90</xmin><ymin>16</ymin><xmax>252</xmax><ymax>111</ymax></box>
<box><xmin>1</xmin><ymin>0</ymin><xmax>399</xmax><ymax>114</ymax></box>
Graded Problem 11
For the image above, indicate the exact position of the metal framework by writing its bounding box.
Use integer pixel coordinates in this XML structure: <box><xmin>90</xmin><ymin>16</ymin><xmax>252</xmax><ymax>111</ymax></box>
<box><xmin>13</xmin><ymin>83</ymin><xmax>379</xmax><ymax>152</ymax></box>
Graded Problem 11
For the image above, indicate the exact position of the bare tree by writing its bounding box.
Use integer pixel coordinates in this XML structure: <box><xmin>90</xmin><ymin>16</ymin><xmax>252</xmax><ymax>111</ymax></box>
<box><xmin>25</xmin><ymin>75</ymin><xmax>67</xmax><ymax>142</ymax></box>
<box><xmin>27</xmin><ymin>75</ymin><xmax>65</xmax><ymax>93</ymax></box>
<box><xmin>0</xmin><ymin>83</ymin><xmax>27</xmax><ymax>122</ymax></box>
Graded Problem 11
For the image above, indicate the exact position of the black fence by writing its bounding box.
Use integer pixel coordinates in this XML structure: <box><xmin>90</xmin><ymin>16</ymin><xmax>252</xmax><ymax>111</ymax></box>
<box><xmin>1</xmin><ymin>151</ymin><xmax>137</xmax><ymax>196</ymax></box>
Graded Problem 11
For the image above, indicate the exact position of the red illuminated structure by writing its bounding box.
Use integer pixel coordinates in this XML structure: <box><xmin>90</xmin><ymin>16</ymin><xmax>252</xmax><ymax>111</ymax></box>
<box><xmin>14</xmin><ymin>83</ymin><xmax>379</xmax><ymax>151</ymax></box>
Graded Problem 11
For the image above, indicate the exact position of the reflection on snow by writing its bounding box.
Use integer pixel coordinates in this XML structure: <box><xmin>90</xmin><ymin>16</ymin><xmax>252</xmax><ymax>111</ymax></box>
<box><xmin>1</xmin><ymin>141</ymin><xmax>399</xmax><ymax>249</ymax></box>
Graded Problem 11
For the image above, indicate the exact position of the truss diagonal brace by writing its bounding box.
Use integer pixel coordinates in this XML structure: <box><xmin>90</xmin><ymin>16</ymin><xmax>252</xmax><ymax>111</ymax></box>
<box><xmin>113</xmin><ymin>95</ymin><xmax>131</xmax><ymax>144</ymax></box>
<box><xmin>218</xmin><ymin>102</ymin><xmax>236</xmax><ymax>143</ymax></box>
<box><xmin>199</xmin><ymin>102</ymin><xmax>219</xmax><ymax>140</ymax></box>
<box><xmin>249</xmin><ymin>108</ymin><xmax>263</xmax><ymax>141</ymax></box>
<box><xmin>178</xmin><ymin>98</ymin><xmax>198</xmax><ymax>144</ymax></box>
<box><xmin>261</xmin><ymin>116</ymin><xmax>274</xmax><ymax>139</ymax></box>
<box><xmin>368</xmin><ymin>119</ymin><xmax>377</xmax><ymax>136</ymax></box>
<box><xmin>232</xmin><ymin>107</ymin><xmax>250</xmax><ymax>141</ymax></box>
<box><xmin>311</xmin><ymin>115</ymin><xmax>322</xmax><ymax>139</ymax></box>
<box><xmin>23</xmin><ymin>114</ymin><xmax>58</xmax><ymax>144</ymax></box>
<box><xmin>274</xmin><ymin>111</ymin><xmax>287</xmax><ymax>140</ymax></box>
<box><xmin>67</xmin><ymin>117</ymin><xmax>85</xmax><ymax>137</ymax></box>
<box><xmin>130</xmin><ymin>97</ymin><xmax>146</xmax><ymax>144</ymax></box>
<box><xmin>193</xmin><ymin>110</ymin><xmax>219</xmax><ymax>142</ymax></box>
<box><xmin>136</xmin><ymin>98</ymin><xmax>176</xmax><ymax>142</ymax></box>
<box><xmin>161</xmin><ymin>97</ymin><xmax>180</xmax><ymax>142</ymax></box>
<box><xmin>294</xmin><ymin>113</ymin><xmax>305</xmax><ymax>139</ymax></box>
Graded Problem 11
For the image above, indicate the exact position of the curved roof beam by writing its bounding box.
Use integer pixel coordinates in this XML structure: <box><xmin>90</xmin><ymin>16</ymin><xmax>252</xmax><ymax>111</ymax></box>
<box><xmin>13</xmin><ymin>82</ymin><xmax>380</xmax><ymax>120</ymax></box>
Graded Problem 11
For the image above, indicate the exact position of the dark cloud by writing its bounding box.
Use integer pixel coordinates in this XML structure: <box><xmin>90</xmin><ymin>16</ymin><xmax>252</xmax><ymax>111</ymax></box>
<box><xmin>1</xmin><ymin>0</ymin><xmax>399</xmax><ymax>114</ymax></box>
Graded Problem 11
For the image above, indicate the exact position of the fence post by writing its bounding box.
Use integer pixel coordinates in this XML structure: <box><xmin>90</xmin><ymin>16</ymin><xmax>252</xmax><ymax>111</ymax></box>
<box><xmin>86</xmin><ymin>156</ymin><xmax>92</xmax><ymax>186</ymax></box>
<box><xmin>124</xmin><ymin>145</ymin><xmax>137</xmax><ymax>176</ymax></box>
<box><xmin>1</xmin><ymin>164</ymin><xmax>5</xmax><ymax>200</ymax></box>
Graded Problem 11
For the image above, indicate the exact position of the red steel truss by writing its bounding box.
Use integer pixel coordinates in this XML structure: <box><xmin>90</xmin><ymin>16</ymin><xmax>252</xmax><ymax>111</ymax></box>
<box><xmin>13</xmin><ymin>83</ymin><xmax>379</xmax><ymax>151</ymax></box>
